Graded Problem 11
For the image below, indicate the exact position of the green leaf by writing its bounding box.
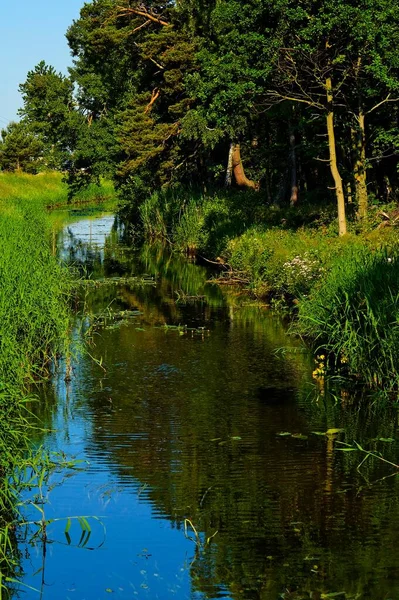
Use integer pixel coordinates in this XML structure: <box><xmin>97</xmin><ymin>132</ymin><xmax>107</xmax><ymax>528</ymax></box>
<box><xmin>277</xmin><ymin>432</ymin><xmax>291</xmax><ymax>437</ymax></box>
<box><xmin>326</xmin><ymin>428</ymin><xmax>344</xmax><ymax>435</ymax></box>
<box><xmin>65</xmin><ymin>518</ymin><xmax>72</xmax><ymax>534</ymax></box>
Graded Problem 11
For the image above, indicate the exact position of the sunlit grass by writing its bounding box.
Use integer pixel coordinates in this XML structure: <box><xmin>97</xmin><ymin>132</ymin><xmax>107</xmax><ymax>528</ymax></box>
<box><xmin>0</xmin><ymin>171</ymin><xmax>115</xmax><ymax>208</ymax></box>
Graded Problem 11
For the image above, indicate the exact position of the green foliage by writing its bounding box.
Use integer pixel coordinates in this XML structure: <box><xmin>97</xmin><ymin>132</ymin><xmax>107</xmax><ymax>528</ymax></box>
<box><xmin>18</xmin><ymin>61</ymin><xmax>80</xmax><ymax>170</ymax></box>
<box><xmin>226</xmin><ymin>227</ymin><xmax>336</xmax><ymax>297</ymax></box>
<box><xmin>0</xmin><ymin>122</ymin><xmax>44</xmax><ymax>173</ymax></box>
<box><xmin>297</xmin><ymin>245</ymin><xmax>399</xmax><ymax>387</ymax></box>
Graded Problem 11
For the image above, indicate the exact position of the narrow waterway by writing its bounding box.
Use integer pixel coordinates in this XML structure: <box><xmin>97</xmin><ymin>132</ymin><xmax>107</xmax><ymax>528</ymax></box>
<box><xmin>19</xmin><ymin>209</ymin><xmax>399</xmax><ymax>600</ymax></box>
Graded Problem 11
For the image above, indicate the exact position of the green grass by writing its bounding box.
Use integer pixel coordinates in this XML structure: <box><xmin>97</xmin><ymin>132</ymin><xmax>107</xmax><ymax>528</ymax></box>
<box><xmin>0</xmin><ymin>198</ymin><xmax>71</xmax><ymax>594</ymax></box>
<box><xmin>0</xmin><ymin>171</ymin><xmax>115</xmax><ymax>209</ymax></box>
<box><xmin>296</xmin><ymin>245</ymin><xmax>399</xmax><ymax>389</ymax></box>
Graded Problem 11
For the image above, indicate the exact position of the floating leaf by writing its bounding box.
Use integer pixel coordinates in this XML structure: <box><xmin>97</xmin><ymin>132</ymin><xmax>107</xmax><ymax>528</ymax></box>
<box><xmin>292</xmin><ymin>433</ymin><xmax>308</xmax><ymax>440</ymax></box>
<box><xmin>105</xmin><ymin>589</ymin><xmax>114</xmax><ymax>594</ymax></box>
<box><xmin>210</xmin><ymin>438</ymin><xmax>221</xmax><ymax>442</ymax></box>
<box><xmin>277</xmin><ymin>432</ymin><xmax>291</xmax><ymax>437</ymax></box>
<box><xmin>218</xmin><ymin>441</ymin><xmax>227</xmax><ymax>446</ymax></box>
<box><xmin>231</xmin><ymin>436</ymin><xmax>242</xmax><ymax>441</ymax></box>
<box><xmin>379</xmin><ymin>437</ymin><xmax>395</xmax><ymax>443</ymax></box>
<box><xmin>312</xmin><ymin>431</ymin><xmax>326</xmax><ymax>436</ymax></box>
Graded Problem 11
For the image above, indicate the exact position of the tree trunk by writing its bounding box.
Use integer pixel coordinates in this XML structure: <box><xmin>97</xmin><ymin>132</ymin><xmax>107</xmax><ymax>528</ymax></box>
<box><xmin>347</xmin><ymin>182</ymin><xmax>353</xmax><ymax>204</ymax></box>
<box><xmin>326</xmin><ymin>77</ymin><xmax>347</xmax><ymax>236</ymax></box>
<box><xmin>225</xmin><ymin>142</ymin><xmax>234</xmax><ymax>187</ymax></box>
<box><xmin>232</xmin><ymin>143</ymin><xmax>257</xmax><ymax>190</ymax></box>
<box><xmin>355</xmin><ymin>111</ymin><xmax>368</xmax><ymax>219</ymax></box>
<box><xmin>289</xmin><ymin>129</ymin><xmax>298</xmax><ymax>206</ymax></box>
<box><xmin>353</xmin><ymin>56</ymin><xmax>368</xmax><ymax>219</ymax></box>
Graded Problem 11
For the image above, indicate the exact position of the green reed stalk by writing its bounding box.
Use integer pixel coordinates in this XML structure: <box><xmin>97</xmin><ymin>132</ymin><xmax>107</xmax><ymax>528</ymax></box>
<box><xmin>0</xmin><ymin>197</ymin><xmax>70</xmax><ymax>595</ymax></box>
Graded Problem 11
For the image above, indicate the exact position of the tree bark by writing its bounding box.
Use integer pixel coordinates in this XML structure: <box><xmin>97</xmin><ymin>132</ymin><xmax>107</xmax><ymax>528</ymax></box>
<box><xmin>355</xmin><ymin>110</ymin><xmax>368</xmax><ymax>219</ymax></box>
<box><xmin>225</xmin><ymin>142</ymin><xmax>234</xmax><ymax>187</ymax></box>
<box><xmin>326</xmin><ymin>77</ymin><xmax>347</xmax><ymax>236</ymax></box>
<box><xmin>232</xmin><ymin>143</ymin><xmax>257</xmax><ymax>190</ymax></box>
<box><xmin>289</xmin><ymin>129</ymin><xmax>298</xmax><ymax>206</ymax></box>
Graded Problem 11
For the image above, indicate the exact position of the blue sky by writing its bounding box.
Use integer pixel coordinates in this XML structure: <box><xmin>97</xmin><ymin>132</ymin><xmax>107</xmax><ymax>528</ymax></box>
<box><xmin>0</xmin><ymin>0</ymin><xmax>85</xmax><ymax>127</ymax></box>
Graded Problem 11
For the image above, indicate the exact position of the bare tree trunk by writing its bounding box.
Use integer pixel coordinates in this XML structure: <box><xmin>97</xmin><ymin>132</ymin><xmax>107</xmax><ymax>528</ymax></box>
<box><xmin>232</xmin><ymin>143</ymin><xmax>257</xmax><ymax>190</ymax></box>
<box><xmin>355</xmin><ymin>110</ymin><xmax>368</xmax><ymax>219</ymax></box>
<box><xmin>225</xmin><ymin>142</ymin><xmax>234</xmax><ymax>187</ymax></box>
<box><xmin>326</xmin><ymin>77</ymin><xmax>347</xmax><ymax>236</ymax></box>
<box><xmin>289</xmin><ymin>129</ymin><xmax>298</xmax><ymax>206</ymax></box>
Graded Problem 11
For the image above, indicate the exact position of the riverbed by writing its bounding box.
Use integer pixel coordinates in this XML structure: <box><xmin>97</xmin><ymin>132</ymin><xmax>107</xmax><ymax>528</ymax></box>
<box><xmin>18</xmin><ymin>209</ymin><xmax>399</xmax><ymax>599</ymax></box>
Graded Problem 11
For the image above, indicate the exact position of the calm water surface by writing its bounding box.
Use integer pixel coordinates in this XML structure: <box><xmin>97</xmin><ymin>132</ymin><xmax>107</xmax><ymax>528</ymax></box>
<box><xmin>19</xmin><ymin>210</ymin><xmax>399</xmax><ymax>599</ymax></box>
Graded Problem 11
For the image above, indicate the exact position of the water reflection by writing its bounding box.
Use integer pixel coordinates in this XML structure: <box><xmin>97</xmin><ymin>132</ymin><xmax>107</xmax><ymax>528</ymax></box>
<box><xmin>21</xmin><ymin>211</ymin><xmax>399</xmax><ymax>600</ymax></box>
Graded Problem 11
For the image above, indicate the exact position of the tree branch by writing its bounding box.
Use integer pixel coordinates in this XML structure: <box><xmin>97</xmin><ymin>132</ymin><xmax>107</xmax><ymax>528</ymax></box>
<box><xmin>145</xmin><ymin>88</ymin><xmax>160</xmax><ymax>114</ymax></box>
<box><xmin>131</xmin><ymin>19</ymin><xmax>151</xmax><ymax>34</ymax></box>
<box><xmin>366</xmin><ymin>94</ymin><xmax>399</xmax><ymax>115</ymax></box>
<box><xmin>116</xmin><ymin>6</ymin><xmax>171</xmax><ymax>27</ymax></box>
<box><xmin>266</xmin><ymin>91</ymin><xmax>324</xmax><ymax>111</ymax></box>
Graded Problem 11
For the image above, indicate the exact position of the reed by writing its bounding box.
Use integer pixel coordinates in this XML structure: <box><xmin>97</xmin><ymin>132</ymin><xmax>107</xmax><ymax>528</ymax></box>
<box><xmin>297</xmin><ymin>246</ymin><xmax>399</xmax><ymax>388</ymax></box>
<box><xmin>0</xmin><ymin>199</ymin><xmax>70</xmax><ymax>594</ymax></box>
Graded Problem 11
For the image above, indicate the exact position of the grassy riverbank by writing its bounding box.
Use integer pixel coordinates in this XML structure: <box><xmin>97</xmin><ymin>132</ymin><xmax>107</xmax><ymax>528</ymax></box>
<box><xmin>0</xmin><ymin>198</ymin><xmax>70</xmax><ymax>593</ymax></box>
<box><xmin>0</xmin><ymin>171</ymin><xmax>115</xmax><ymax>208</ymax></box>
<box><xmin>134</xmin><ymin>188</ymin><xmax>399</xmax><ymax>390</ymax></box>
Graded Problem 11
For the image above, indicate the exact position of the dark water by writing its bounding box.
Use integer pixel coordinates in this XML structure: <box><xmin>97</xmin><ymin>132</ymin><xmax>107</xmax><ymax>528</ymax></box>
<box><xmin>19</xmin><ymin>210</ymin><xmax>399</xmax><ymax>599</ymax></box>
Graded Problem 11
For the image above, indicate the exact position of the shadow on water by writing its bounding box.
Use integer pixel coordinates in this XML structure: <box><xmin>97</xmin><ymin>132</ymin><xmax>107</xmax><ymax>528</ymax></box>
<box><xmin>20</xmin><ymin>209</ymin><xmax>399</xmax><ymax>600</ymax></box>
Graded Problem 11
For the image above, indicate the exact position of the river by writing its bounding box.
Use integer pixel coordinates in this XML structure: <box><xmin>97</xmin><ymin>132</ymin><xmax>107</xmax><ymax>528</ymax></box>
<box><xmin>17</xmin><ymin>208</ymin><xmax>399</xmax><ymax>599</ymax></box>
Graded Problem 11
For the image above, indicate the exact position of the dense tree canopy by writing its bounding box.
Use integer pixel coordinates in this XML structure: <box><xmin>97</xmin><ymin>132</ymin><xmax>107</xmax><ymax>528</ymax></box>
<box><xmin>5</xmin><ymin>0</ymin><xmax>399</xmax><ymax>231</ymax></box>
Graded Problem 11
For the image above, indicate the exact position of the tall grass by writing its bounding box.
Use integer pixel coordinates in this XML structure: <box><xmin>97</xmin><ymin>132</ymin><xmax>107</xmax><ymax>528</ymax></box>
<box><xmin>0</xmin><ymin>171</ymin><xmax>115</xmax><ymax>209</ymax></box>
<box><xmin>138</xmin><ymin>188</ymin><xmax>258</xmax><ymax>254</ymax></box>
<box><xmin>0</xmin><ymin>199</ymin><xmax>70</xmax><ymax>594</ymax></box>
<box><xmin>297</xmin><ymin>246</ymin><xmax>399</xmax><ymax>388</ymax></box>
